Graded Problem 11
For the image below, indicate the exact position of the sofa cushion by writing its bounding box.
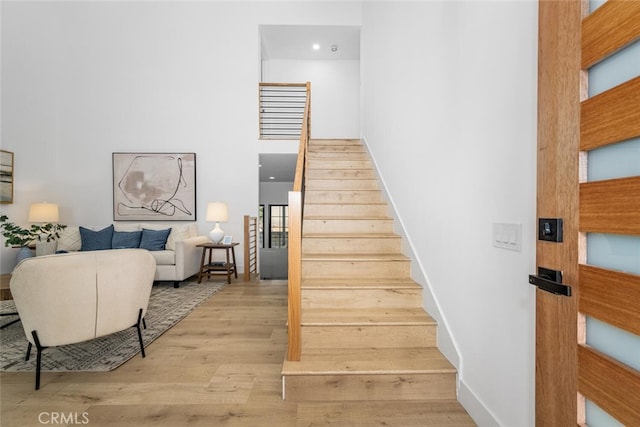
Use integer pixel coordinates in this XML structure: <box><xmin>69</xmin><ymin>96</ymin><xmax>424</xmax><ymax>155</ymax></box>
<box><xmin>139</xmin><ymin>223</ymin><xmax>191</xmax><ymax>251</ymax></box>
<box><xmin>148</xmin><ymin>250</ymin><xmax>175</xmax><ymax>266</ymax></box>
<box><xmin>56</xmin><ymin>226</ymin><xmax>82</xmax><ymax>252</ymax></box>
<box><xmin>112</xmin><ymin>230</ymin><xmax>142</xmax><ymax>249</ymax></box>
<box><xmin>166</xmin><ymin>224</ymin><xmax>196</xmax><ymax>250</ymax></box>
<box><xmin>139</xmin><ymin>228</ymin><xmax>171</xmax><ymax>251</ymax></box>
<box><xmin>114</xmin><ymin>223</ymin><xmax>141</xmax><ymax>232</ymax></box>
<box><xmin>80</xmin><ymin>225</ymin><xmax>114</xmax><ymax>251</ymax></box>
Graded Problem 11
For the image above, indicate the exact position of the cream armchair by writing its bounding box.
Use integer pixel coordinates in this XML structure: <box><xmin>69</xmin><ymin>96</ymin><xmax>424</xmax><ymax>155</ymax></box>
<box><xmin>10</xmin><ymin>249</ymin><xmax>156</xmax><ymax>390</ymax></box>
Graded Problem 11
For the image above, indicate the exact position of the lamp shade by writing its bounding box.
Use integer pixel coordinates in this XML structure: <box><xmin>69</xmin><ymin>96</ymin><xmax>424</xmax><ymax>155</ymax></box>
<box><xmin>28</xmin><ymin>203</ymin><xmax>59</xmax><ymax>223</ymax></box>
<box><xmin>206</xmin><ymin>202</ymin><xmax>228</xmax><ymax>222</ymax></box>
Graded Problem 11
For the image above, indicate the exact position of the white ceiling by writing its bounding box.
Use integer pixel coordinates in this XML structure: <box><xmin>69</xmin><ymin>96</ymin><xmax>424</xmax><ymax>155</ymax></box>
<box><xmin>258</xmin><ymin>25</ymin><xmax>361</xmax><ymax>183</ymax></box>
<box><xmin>260</xmin><ymin>25</ymin><xmax>360</xmax><ymax>61</ymax></box>
<box><xmin>259</xmin><ymin>153</ymin><xmax>299</xmax><ymax>183</ymax></box>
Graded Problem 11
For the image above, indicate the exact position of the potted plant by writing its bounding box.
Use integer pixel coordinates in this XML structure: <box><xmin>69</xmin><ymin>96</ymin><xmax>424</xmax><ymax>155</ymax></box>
<box><xmin>0</xmin><ymin>215</ymin><xmax>66</xmax><ymax>262</ymax></box>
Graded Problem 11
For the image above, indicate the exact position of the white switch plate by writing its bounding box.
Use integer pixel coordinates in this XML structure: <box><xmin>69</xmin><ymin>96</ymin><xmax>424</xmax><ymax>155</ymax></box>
<box><xmin>493</xmin><ymin>223</ymin><xmax>522</xmax><ymax>251</ymax></box>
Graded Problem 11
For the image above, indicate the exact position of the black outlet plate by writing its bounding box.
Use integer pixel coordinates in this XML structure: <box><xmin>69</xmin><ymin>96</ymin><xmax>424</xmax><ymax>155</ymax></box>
<box><xmin>538</xmin><ymin>218</ymin><xmax>563</xmax><ymax>242</ymax></box>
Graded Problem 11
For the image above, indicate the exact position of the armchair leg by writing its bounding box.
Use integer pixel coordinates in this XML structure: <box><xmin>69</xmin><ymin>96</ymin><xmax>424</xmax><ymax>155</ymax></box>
<box><xmin>135</xmin><ymin>309</ymin><xmax>146</xmax><ymax>358</ymax></box>
<box><xmin>31</xmin><ymin>331</ymin><xmax>45</xmax><ymax>390</ymax></box>
<box><xmin>25</xmin><ymin>342</ymin><xmax>32</xmax><ymax>361</ymax></box>
<box><xmin>173</xmin><ymin>281</ymin><xmax>180</xmax><ymax>288</ymax></box>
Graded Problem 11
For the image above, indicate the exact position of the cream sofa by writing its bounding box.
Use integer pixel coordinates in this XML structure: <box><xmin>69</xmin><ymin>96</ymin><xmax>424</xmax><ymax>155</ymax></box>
<box><xmin>44</xmin><ymin>222</ymin><xmax>209</xmax><ymax>288</ymax></box>
<box><xmin>10</xmin><ymin>249</ymin><xmax>156</xmax><ymax>389</ymax></box>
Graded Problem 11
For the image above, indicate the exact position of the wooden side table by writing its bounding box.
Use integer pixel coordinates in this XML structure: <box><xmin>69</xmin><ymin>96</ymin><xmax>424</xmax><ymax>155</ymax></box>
<box><xmin>1</xmin><ymin>274</ymin><xmax>12</xmax><ymax>301</ymax></box>
<box><xmin>197</xmin><ymin>242</ymin><xmax>239</xmax><ymax>284</ymax></box>
<box><xmin>0</xmin><ymin>274</ymin><xmax>20</xmax><ymax>329</ymax></box>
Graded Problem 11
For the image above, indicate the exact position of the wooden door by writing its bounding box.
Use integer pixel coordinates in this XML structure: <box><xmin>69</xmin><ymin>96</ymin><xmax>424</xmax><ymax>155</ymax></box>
<box><xmin>536</xmin><ymin>1</ymin><xmax>640</xmax><ymax>425</ymax></box>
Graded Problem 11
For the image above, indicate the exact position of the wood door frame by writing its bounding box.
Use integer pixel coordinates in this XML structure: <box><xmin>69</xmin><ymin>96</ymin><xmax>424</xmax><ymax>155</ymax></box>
<box><xmin>538</xmin><ymin>1</ymin><xmax>640</xmax><ymax>425</ymax></box>
<box><xmin>536</xmin><ymin>0</ymin><xmax>582</xmax><ymax>424</ymax></box>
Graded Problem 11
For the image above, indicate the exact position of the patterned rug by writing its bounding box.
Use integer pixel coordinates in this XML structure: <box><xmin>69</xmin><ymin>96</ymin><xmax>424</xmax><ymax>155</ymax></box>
<box><xmin>0</xmin><ymin>279</ymin><xmax>226</xmax><ymax>372</ymax></box>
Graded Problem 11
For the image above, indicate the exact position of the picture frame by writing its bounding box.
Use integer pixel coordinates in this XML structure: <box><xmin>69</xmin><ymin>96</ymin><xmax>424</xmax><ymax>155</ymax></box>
<box><xmin>222</xmin><ymin>235</ymin><xmax>233</xmax><ymax>245</ymax></box>
<box><xmin>0</xmin><ymin>150</ymin><xmax>14</xmax><ymax>204</ymax></box>
<box><xmin>113</xmin><ymin>152</ymin><xmax>196</xmax><ymax>221</ymax></box>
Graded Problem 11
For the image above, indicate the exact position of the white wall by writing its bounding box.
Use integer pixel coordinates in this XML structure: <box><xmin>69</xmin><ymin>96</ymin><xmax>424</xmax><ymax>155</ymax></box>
<box><xmin>262</xmin><ymin>59</ymin><xmax>361</xmax><ymax>138</ymax></box>
<box><xmin>1</xmin><ymin>1</ymin><xmax>539</xmax><ymax>424</ymax></box>
<box><xmin>0</xmin><ymin>1</ymin><xmax>361</xmax><ymax>273</ymax></box>
<box><xmin>361</xmin><ymin>2</ymin><xmax>537</xmax><ymax>426</ymax></box>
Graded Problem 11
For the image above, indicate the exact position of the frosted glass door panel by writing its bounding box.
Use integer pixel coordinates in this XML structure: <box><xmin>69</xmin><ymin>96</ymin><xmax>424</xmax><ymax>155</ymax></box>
<box><xmin>586</xmin><ymin>400</ymin><xmax>624</xmax><ymax>427</ymax></box>
<box><xmin>584</xmin><ymin>2</ymin><xmax>640</xmax><ymax>425</ymax></box>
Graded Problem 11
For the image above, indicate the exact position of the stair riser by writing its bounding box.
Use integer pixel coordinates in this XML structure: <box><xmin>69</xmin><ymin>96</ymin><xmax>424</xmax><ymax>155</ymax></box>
<box><xmin>306</xmin><ymin>169</ymin><xmax>376</xmax><ymax>179</ymax></box>
<box><xmin>305</xmin><ymin>179</ymin><xmax>379</xmax><ymax>190</ymax></box>
<box><xmin>302</xmin><ymin>237</ymin><xmax>402</xmax><ymax>254</ymax></box>
<box><xmin>304</xmin><ymin>219</ymin><xmax>394</xmax><ymax>234</ymax></box>
<box><xmin>302</xmin><ymin>325</ymin><xmax>436</xmax><ymax>348</ymax></box>
<box><xmin>308</xmin><ymin>152</ymin><xmax>369</xmax><ymax>160</ymax></box>
<box><xmin>307</xmin><ymin>160</ymin><xmax>373</xmax><ymax>170</ymax></box>
<box><xmin>302</xmin><ymin>288</ymin><xmax>422</xmax><ymax>308</ymax></box>
<box><xmin>305</xmin><ymin>203</ymin><xmax>388</xmax><ymax>218</ymax></box>
<box><xmin>302</xmin><ymin>260</ymin><xmax>410</xmax><ymax>279</ymax></box>
<box><xmin>305</xmin><ymin>191</ymin><xmax>382</xmax><ymax>204</ymax></box>
<box><xmin>283</xmin><ymin>373</ymin><xmax>456</xmax><ymax>401</ymax></box>
<box><xmin>309</xmin><ymin>146</ymin><xmax>364</xmax><ymax>153</ymax></box>
<box><xmin>310</xmin><ymin>139</ymin><xmax>361</xmax><ymax>146</ymax></box>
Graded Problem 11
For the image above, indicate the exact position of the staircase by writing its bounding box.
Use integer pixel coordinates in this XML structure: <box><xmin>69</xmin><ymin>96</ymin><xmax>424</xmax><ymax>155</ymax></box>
<box><xmin>281</xmin><ymin>138</ymin><xmax>457</xmax><ymax>402</ymax></box>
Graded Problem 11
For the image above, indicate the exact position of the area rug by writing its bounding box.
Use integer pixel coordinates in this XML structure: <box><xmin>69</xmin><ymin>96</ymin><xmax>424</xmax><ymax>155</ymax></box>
<box><xmin>0</xmin><ymin>279</ymin><xmax>226</xmax><ymax>372</ymax></box>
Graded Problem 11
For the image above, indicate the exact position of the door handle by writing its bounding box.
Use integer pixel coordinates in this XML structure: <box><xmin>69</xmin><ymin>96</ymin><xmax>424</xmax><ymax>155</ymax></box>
<box><xmin>529</xmin><ymin>267</ymin><xmax>571</xmax><ymax>297</ymax></box>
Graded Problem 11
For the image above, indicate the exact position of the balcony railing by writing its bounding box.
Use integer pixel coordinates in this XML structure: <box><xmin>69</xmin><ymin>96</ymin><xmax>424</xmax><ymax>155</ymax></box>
<box><xmin>259</xmin><ymin>83</ymin><xmax>308</xmax><ymax>140</ymax></box>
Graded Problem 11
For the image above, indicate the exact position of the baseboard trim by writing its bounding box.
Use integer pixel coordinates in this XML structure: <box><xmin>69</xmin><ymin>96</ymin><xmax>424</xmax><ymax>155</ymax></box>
<box><xmin>458</xmin><ymin>380</ymin><xmax>501</xmax><ymax>427</ymax></box>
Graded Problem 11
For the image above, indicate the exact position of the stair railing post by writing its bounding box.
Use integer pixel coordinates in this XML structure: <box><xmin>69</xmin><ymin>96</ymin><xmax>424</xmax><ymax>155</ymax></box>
<box><xmin>287</xmin><ymin>190</ymin><xmax>302</xmax><ymax>361</ymax></box>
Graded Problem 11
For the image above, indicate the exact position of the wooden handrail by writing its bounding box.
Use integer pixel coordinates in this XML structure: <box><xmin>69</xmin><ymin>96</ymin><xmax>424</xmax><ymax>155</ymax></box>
<box><xmin>259</xmin><ymin>82</ymin><xmax>307</xmax><ymax>88</ymax></box>
<box><xmin>287</xmin><ymin>81</ymin><xmax>310</xmax><ymax>361</ymax></box>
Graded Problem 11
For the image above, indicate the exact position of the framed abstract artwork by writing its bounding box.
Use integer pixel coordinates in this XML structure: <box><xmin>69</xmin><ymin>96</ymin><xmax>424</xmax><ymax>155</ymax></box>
<box><xmin>0</xmin><ymin>150</ymin><xmax>14</xmax><ymax>204</ymax></box>
<box><xmin>113</xmin><ymin>152</ymin><xmax>196</xmax><ymax>221</ymax></box>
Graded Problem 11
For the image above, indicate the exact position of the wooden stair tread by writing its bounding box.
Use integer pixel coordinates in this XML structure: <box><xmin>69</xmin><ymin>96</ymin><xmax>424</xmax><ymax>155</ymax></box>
<box><xmin>303</xmin><ymin>253</ymin><xmax>409</xmax><ymax>262</ymax></box>
<box><xmin>295</xmin><ymin>400</ymin><xmax>475</xmax><ymax>426</ymax></box>
<box><xmin>302</xmin><ymin>277</ymin><xmax>421</xmax><ymax>288</ymax></box>
<box><xmin>282</xmin><ymin>347</ymin><xmax>454</xmax><ymax>375</ymax></box>
<box><xmin>304</xmin><ymin>205</ymin><xmax>392</xmax><ymax>210</ymax></box>
<box><xmin>302</xmin><ymin>307</ymin><xmax>435</xmax><ymax>325</ymax></box>
<box><xmin>309</xmin><ymin>142</ymin><xmax>363</xmax><ymax>146</ymax></box>
<box><xmin>302</xmin><ymin>232</ymin><xmax>399</xmax><ymax>238</ymax></box>
<box><xmin>303</xmin><ymin>216</ymin><xmax>393</xmax><ymax>221</ymax></box>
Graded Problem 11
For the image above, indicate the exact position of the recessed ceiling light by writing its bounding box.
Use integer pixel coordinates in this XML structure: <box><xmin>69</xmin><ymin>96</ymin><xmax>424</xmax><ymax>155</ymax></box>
<box><xmin>312</xmin><ymin>44</ymin><xmax>320</xmax><ymax>50</ymax></box>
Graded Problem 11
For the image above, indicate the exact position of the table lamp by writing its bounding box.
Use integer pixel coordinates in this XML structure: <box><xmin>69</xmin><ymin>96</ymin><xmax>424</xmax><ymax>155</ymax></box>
<box><xmin>28</xmin><ymin>202</ymin><xmax>59</xmax><ymax>223</ymax></box>
<box><xmin>206</xmin><ymin>202</ymin><xmax>228</xmax><ymax>244</ymax></box>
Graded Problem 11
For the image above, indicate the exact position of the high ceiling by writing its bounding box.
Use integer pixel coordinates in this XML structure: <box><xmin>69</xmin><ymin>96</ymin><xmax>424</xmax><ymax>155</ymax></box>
<box><xmin>258</xmin><ymin>25</ymin><xmax>361</xmax><ymax>183</ymax></box>
<box><xmin>260</xmin><ymin>25</ymin><xmax>360</xmax><ymax>61</ymax></box>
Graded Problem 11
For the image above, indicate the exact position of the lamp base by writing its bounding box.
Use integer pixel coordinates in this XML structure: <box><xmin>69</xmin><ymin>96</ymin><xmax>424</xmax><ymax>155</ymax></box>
<box><xmin>209</xmin><ymin>223</ymin><xmax>224</xmax><ymax>244</ymax></box>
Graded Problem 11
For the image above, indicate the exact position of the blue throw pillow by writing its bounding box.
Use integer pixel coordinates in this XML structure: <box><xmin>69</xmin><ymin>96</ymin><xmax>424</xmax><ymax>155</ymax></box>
<box><xmin>139</xmin><ymin>228</ymin><xmax>171</xmax><ymax>251</ymax></box>
<box><xmin>112</xmin><ymin>230</ymin><xmax>142</xmax><ymax>249</ymax></box>
<box><xmin>79</xmin><ymin>225</ymin><xmax>114</xmax><ymax>251</ymax></box>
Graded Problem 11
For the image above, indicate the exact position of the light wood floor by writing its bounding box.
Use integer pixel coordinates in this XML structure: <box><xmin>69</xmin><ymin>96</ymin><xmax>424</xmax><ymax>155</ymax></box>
<box><xmin>0</xmin><ymin>279</ymin><xmax>475</xmax><ymax>426</ymax></box>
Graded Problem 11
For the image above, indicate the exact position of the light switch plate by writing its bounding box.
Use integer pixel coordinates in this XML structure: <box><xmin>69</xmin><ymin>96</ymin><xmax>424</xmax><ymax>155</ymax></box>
<box><xmin>493</xmin><ymin>223</ymin><xmax>522</xmax><ymax>251</ymax></box>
